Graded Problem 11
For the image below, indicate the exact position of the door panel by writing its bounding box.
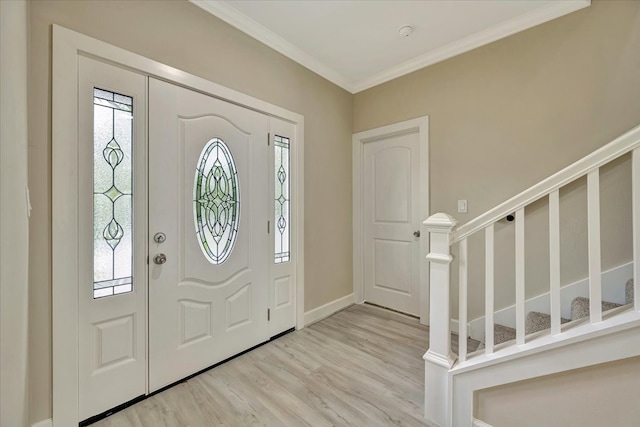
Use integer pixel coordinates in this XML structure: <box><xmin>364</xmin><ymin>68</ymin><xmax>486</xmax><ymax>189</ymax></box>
<box><xmin>78</xmin><ymin>56</ymin><xmax>147</xmax><ymax>420</ymax></box>
<box><xmin>148</xmin><ymin>78</ymin><xmax>270</xmax><ymax>391</ymax></box>
<box><xmin>363</xmin><ymin>132</ymin><xmax>420</xmax><ymax>315</ymax></box>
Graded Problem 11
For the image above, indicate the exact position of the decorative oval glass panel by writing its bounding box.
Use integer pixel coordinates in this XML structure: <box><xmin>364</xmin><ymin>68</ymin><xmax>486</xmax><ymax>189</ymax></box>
<box><xmin>193</xmin><ymin>138</ymin><xmax>240</xmax><ymax>264</ymax></box>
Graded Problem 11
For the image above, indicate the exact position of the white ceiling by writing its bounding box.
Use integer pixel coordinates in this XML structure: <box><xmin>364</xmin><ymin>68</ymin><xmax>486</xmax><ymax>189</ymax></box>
<box><xmin>191</xmin><ymin>0</ymin><xmax>590</xmax><ymax>93</ymax></box>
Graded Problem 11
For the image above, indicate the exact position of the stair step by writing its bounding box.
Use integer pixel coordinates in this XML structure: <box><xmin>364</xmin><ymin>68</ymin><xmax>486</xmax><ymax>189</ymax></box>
<box><xmin>626</xmin><ymin>278</ymin><xmax>634</xmax><ymax>305</ymax></box>
<box><xmin>570</xmin><ymin>297</ymin><xmax>622</xmax><ymax>320</ymax></box>
<box><xmin>525</xmin><ymin>311</ymin><xmax>570</xmax><ymax>335</ymax></box>
<box><xmin>494</xmin><ymin>324</ymin><xmax>516</xmax><ymax>345</ymax></box>
<box><xmin>470</xmin><ymin>279</ymin><xmax>635</xmax><ymax>355</ymax></box>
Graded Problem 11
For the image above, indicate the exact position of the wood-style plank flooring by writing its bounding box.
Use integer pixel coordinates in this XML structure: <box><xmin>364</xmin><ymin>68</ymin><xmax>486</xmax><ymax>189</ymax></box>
<box><xmin>93</xmin><ymin>304</ymin><xmax>472</xmax><ymax>427</ymax></box>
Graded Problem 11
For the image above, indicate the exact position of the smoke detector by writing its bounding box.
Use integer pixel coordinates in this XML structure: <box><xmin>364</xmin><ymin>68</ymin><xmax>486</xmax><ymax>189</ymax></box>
<box><xmin>398</xmin><ymin>25</ymin><xmax>414</xmax><ymax>38</ymax></box>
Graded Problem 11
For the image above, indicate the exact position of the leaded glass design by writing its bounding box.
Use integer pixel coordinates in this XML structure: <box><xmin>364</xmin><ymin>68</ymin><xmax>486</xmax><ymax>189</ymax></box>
<box><xmin>93</xmin><ymin>88</ymin><xmax>134</xmax><ymax>299</ymax></box>
<box><xmin>193</xmin><ymin>138</ymin><xmax>240</xmax><ymax>264</ymax></box>
<box><xmin>274</xmin><ymin>135</ymin><xmax>290</xmax><ymax>263</ymax></box>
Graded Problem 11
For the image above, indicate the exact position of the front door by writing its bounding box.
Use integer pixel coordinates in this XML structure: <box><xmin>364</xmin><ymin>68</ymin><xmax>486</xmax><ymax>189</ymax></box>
<box><xmin>147</xmin><ymin>78</ymin><xmax>270</xmax><ymax>391</ymax></box>
<box><xmin>363</xmin><ymin>131</ymin><xmax>421</xmax><ymax>315</ymax></box>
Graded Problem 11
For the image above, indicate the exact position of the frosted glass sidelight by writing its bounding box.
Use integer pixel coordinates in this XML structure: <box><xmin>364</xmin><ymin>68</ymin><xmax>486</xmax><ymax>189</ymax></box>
<box><xmin>93</xmin><ymin>88</ymin><xmax>133</xmax><ymax>298</ymax></box>
<box><xmin>274</xmin><ymin>135</ymin><xmax>290</xmax><ymax>263</ymax></box>
<box><xmin>193</xmin><ymin>138</ymin><xmax>240</xmax><ymax>264</ymax></box>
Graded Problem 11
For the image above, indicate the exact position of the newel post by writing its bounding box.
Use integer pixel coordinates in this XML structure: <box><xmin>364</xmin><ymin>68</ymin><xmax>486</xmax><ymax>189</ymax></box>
<box><xmin>423</xmin><ymin>213</ymin><xmax>458</xmax><ymax>427</ymax></box>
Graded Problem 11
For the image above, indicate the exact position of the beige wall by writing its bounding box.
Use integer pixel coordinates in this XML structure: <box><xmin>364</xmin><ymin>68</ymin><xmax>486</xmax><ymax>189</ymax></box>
<box><xmin>1</xmin><ymin>1</ymin><xmax>30</xmax><ymax>426</ymax></box>
<box><xmin>354</xmin><ymin>0</ymin><xmax>640</xmax><ymax>318</ymax></box>
<box><xmin>476</xmin><ymin>356</ymin><xmax>640</xmax><ymax>426</ymax></box>
<box><xmin>29</xmin><ymin>0</ymin><xmax>640</xmax><ymax>423</ymax></box>
<box><xmin>28</xmin><ymin>0</ymin><xmax>352</xmax><ymax>422</ymax></box>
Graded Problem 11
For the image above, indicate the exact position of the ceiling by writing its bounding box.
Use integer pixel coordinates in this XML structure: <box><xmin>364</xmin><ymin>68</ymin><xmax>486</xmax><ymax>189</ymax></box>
<box><xmin>191</xmin><ymin>0</ymin><xmax>590</xmax><ymax>94</ymax></box>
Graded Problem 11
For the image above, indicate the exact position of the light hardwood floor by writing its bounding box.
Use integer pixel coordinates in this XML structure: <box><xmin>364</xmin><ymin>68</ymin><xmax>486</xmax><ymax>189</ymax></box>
<box><xmin>93</xmin><ymin>304</ymin><xmax>472</xmax><ymax>427</ymax></box>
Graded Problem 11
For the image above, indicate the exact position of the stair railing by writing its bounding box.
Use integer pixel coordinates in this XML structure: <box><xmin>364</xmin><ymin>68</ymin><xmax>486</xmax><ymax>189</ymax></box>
<box><xmin>423</xmin><ymin>124</ymin><xmax>640</xmax><ymax>427</ymax></box>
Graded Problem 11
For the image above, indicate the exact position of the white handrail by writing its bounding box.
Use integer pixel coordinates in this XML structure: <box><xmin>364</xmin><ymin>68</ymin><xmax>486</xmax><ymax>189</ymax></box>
<box><xmin>452</xmin><ymin>125</ymin><xmax>640</xmax><ymax>244</ymax></box>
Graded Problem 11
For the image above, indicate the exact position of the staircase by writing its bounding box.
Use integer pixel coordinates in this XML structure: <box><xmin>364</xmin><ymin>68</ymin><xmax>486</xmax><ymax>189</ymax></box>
<box><xmin>422</xmin><ymin>125</ymin><xmax>640</xmax><ymax>427</ymax></box>
<box><xmin>475</xmin><ymin>278</ymin><xmax>634</xmax><ymax>352</ymax></box>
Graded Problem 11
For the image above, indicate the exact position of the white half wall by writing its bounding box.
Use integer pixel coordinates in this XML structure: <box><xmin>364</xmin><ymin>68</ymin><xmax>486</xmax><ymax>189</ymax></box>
<box><xmin>0</xmin><ymin>0</ymin><xmax>30</xmax><ymax>426</ymax></box>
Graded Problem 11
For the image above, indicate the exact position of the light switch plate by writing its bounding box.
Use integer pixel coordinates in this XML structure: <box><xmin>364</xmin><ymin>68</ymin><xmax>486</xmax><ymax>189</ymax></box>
<box><xmin>458</xmin><ymin>199</ymin><xmax>468</xmax><ymax>214</ymax></box>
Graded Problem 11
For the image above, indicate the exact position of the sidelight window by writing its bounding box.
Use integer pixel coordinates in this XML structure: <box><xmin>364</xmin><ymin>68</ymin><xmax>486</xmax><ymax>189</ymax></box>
<box><xmin>93</xmin><ymin>88</ymin><xmax>134</xmax><ymax>298</ymax></box>
<box><xmin>274</xmin><ymin>135</ymin><xmax>290</xmax><ymax>263</ymax></box>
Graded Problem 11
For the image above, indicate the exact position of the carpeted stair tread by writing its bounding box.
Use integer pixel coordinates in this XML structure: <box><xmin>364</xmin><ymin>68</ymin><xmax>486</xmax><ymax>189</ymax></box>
<box><xmin>494</xmin><ymin>324</ymin><xmax>516</xmax><ymax>344</ymax></box>
<box><xmin>474</xmin><ymin>324</ymin><xmax>516</xmax><ymax>352</ymax></box>
<box><xmin>626</xmin><ymin>278</ymin><xmax>634</xmax><ymax>305</ymax></box>
<box><xmin>570</xmin><ymin>297</ymin><xmax>621</xmax><ymax>320</ymax></box>
<box><xmin>525</xmin><ymin>311</ymin><xmax>570</xmax><ymax>335</ymax></box>
<box><xmin>471</xmin><ymin>278</ymin><xmax>635</xmax><ymax>355</ymax></box>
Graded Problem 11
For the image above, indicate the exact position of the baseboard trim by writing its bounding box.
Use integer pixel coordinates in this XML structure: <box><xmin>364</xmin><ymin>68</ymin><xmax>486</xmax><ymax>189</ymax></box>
<box><xmin>304</xmin><ymin>293</ymin><xmax>355</xmax><ymax>326</ymax></box>
<box><xmin>32</xmin><ymin>419</ymin><xmax>52</xmax><ymax>427</ymax></box>
<box><xmin>450</xmin><ymin>319</ymin><xmax>460</xmax><ymax>336</ymax></box>
<box><xmin>473</xmin><ymin>418</ymin><xmax>494</xmax><ymax>427</ymax></box>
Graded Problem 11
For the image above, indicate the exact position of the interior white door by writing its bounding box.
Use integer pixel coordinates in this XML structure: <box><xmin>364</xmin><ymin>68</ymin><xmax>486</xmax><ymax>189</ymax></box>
<box><xmin>148</xmin><ymin>78</ymin><xmax>270</xmax><ymax>391</ymax></box>
<box><xmin>78</xmin><ymin>56</ymin><xmax>147</xmax><ymax>420</ymax></box>
<box><xmin>363</xmin><ymin>132</ymin><xmax>420</xmax><ymax>315</ymax></box>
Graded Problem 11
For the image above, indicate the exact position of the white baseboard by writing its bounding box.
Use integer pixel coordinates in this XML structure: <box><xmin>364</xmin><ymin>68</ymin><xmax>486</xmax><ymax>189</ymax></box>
<box><xmin>450</xmin><ymin>318</ymin><xmax>460</xmax><ymax>335</ymax></box>
<box><xmin>468</xmin><ymin>262</ymin><xmax>633</xmax><ymax>340</ymax></box>
<box><xmin>473</xmin><ymin>418</ymin><xmax>494</xmax><ymax>427</ymax></box>
<box><xmin>32</xmin><ymin>419</ymin><xmax>52</xmax><ymax>427</ymax></box>
<box><xmin>304</xmin><ymin>293</ymin><xmax>355</xmax><ymax>326</ymax></box>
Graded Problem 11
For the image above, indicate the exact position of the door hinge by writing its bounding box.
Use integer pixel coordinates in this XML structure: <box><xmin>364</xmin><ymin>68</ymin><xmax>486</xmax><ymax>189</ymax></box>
<box><xmin>267</xmin><ymin>220</ymin><xmax>270</xmax><ymax>233</ymax></box>
<box><xmin>268</xmin><ymin>308</ymin><xmax>271</xmax><ymax>321</ymax></box>
<box><xmin>267</xmin><ymin>132</ymin><xmax>270</xmax><ymax>146</ymax></box>
<box><xmin>146</xmin><ymin>255</ymin><xmax>149</xmax><ymax>265</ymax></box>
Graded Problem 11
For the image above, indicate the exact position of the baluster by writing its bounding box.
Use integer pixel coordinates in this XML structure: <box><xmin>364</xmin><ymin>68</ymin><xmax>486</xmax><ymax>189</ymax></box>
<box><xmin>515</xmin><ymin>208</ymin><xmax>525</xmax><ymax>345</ymax></box>
<box><xmin>485</xmin><ymin>224</ymin><xmax>495</xmax><ymax>354</ymax></box>
<box><xmin>458</xmin><ymin>238</ymin><xmax>468</xmax><ymax>362</ymax></box>
<box><xmin>633</xmin><ymin>148</ymin><xmax>640</xmax><ymax>311</ymax></box>
<box><xmin>587</xmin><ymin>169</ymin><xmax>602</xmax><ymax>323</ymax></box>
<box><xmin>549</xmin><ymin>190</ymin><xmax>561</xmax><ymax>334</ymax></box>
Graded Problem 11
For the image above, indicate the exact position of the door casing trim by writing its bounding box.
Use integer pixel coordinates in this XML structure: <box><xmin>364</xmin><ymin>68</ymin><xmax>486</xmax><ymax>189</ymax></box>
<box><xmin>352</xmin><ymin>117</ymin><xmax>429</xmax><ymax>324</ymax></box>
<box><xmin>52</xmin><ymin>25</ymin><xmax>305</xmax><ymax>426</ymax></box>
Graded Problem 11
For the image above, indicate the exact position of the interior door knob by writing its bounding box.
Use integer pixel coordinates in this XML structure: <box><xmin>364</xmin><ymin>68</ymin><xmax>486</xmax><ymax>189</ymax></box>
<box><xmin>153</xmin><ymin>253</ymin><xmax>167</xmax><ymax>265</ymax></box>
<box><xmin>413</xmin><ymin>230</ymin><xmax>421</xmax><ymax>237</ymax></box>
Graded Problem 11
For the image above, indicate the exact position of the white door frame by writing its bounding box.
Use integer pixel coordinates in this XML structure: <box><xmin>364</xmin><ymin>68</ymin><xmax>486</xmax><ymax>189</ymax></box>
<box><xmin>52</xmin><ymin>25</ymin><xmax>305</xmax><ymax>426</ymax></box>
<box><xmin>352</xmin><ymin>117</ymin><xmax>429</xmax><ymax>324</ymax></box>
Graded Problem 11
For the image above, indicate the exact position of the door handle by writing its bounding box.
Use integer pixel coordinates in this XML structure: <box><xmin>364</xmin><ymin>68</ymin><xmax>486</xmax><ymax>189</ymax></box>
<box><xmin>153</xmin><ymin>253</ymin><xmax>167</xmax><ymax>265</ymax></box>
<box><xmin>413</xmin><ymin>230</ymin><xmax>421</xmax><ymax>238</ymax></box>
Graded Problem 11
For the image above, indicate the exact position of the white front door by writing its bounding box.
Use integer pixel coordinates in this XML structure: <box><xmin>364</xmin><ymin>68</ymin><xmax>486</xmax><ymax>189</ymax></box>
<box><xmin>147</xmin><ymin>78</ymin><xmax>270</xmax><ymax>391</ymax></box>
<box><xmin>54</xmin><ymin>28</ymin><xmax>303</xmax><ymax>425</ymax></box>
<box><xmin>363</xmin><ymin>132</ymin><xmax>421</xmax><ymax>315</ymax></box>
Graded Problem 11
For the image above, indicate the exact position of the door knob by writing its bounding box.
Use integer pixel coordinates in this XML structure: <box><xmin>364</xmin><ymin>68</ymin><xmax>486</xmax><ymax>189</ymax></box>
<box><xmin>153</xmin><ymin>253</ymin><xmax>167</xmax><ymax>265</ymax></box>
<box><xmin>413</xmin><ymin>230</ymin><xmax>421</xmax><ymax>238</ymax></box>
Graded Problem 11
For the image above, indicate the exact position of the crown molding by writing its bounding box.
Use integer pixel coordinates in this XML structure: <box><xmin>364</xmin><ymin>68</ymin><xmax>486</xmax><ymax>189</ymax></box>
<box><xmin>190</xmin><ymin>0</ymin><xmax>356</xmax><ymax>92</ymax></box>
<box><xmin>352</xmin><ymin>0</ymin><xmax>591</xmax><ymax>93</ymax></box>
<box><xmin>191</xmin><ymin>0</ymin><xmax>590</xmax><ymax>95</ymax></box>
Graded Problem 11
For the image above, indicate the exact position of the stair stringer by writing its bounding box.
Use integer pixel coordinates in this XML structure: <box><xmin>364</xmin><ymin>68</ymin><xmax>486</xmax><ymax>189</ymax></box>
<box><xmin>448</xmin><ymin>312</ymin><xmax>640</xmax><ymax>427</ymax></box>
